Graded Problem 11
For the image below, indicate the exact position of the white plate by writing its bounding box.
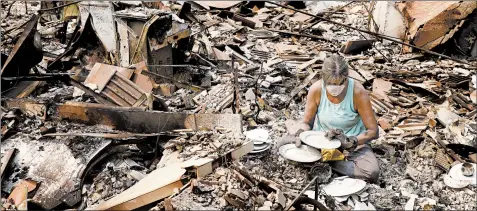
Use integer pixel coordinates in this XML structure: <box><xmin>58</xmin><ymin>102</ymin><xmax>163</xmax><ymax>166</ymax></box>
<box><xmin>449</xmin><ymin>163</ymin><xmax>477</xmax><ymax>185</ymax></box>
<box><xmin>443</xmin><ymin>174</ymin><xmax>471</xmax><ymax>189</ymax></box>
<box><xmin>245</xmin><ymin>128</ymin><xmax>270</xmax><ymax>144</ymax></box>
<box><xmin>322</xmin><ymin>177</ymin><xmax>367</xmax><ymax>197</ymax></box>
<box><xmin>299</xmin><ymin>131</ymin><xmax>341</xmax><ymax>149</ymax></box>
<box><xmin>279</xmin><ymin>144</ymin><xmax>321</xmax><ymax>163</ymax></box>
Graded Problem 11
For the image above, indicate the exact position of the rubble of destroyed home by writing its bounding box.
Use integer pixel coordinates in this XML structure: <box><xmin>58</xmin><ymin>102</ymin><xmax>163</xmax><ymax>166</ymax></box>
<box><xmin>1</xmin><ymin>1</ymin><xmax>476</xmax><ymax>210</ymax></box>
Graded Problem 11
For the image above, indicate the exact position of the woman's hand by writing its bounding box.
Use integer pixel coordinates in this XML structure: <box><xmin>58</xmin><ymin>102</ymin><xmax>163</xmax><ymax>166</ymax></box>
<box><xmin>325</xmin><ymin>129</ymin><xmax>357</xmax><ymax>151</ymax></box>
<box><xmin>276</xmin><ymin>134</ymin><xmax>302</xmax><ymax>148</ymax></box>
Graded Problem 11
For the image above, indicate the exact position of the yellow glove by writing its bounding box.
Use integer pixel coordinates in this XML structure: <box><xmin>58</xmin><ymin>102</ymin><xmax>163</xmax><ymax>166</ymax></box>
<box><xmin>321</xmin><ymin>149</ymin><xmax>345</xmax><ymax>162</ymax></box>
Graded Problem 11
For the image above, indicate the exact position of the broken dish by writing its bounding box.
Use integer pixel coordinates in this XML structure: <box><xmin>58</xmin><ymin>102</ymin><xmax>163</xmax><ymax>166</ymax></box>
<box><xmin>443</xmin><ymin>174</ymin><xmax>471</xmax><ymax>189</ymax></box>
<box><xmin>279</xmin><ymin>144</ymin><xmax>321</xmax><ymax>163</ymax></box>
<box><xmin>245</xmin><ymin>128</ymin><xmax>270</xmax><ymax>144</ymax></box>
<box><xmin>322</xmin><ymin>177</ymin><xmax>366</xmax><ymax>197</ymax></box>
<box><xmin>299</xmin><ymin>131</ymin><xmax>341</xmax><ymax>149</ymax></box>
<box><xmin>449</xmin><ymin>163</ymin><xmax>477</xmax><ymax>185</ymax></box>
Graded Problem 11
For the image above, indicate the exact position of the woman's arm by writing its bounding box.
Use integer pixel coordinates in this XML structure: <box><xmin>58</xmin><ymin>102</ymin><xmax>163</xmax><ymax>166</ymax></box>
<box><xmin>354</xmin><ymin>85</ymin><xmax>379</xmax><ymax>145</ymax></box>
<box><xmin>302</xmin><ymin>81</ymin><xmax>322</xmax><ymax>130</ymax></box>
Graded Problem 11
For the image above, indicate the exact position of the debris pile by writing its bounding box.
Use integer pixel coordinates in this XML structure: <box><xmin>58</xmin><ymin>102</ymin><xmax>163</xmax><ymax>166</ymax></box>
<box><xmin>1</xmin><ymin>1</ymin><xmax>476</xmax><ymax>211</ymax></box>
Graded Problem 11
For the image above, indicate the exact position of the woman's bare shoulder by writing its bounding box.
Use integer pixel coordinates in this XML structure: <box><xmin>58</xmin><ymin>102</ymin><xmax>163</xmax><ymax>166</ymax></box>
<box><xmin>352</xmin><ymin>80</ymin><xmax>368</xmax><ymax>97</ymax></box>
<box><xmin>308</xmin><ymin>79</ymin><xmax>322</xmax><ymax>103</ymax></box>
<box><xmin>310</xmin><ymin>79</ymin><xmax>322</xmax><ymax>93</ymax></box>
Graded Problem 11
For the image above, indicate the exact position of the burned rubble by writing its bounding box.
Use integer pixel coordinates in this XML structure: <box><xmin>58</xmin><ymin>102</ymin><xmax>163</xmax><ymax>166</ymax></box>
<box><xmin>1</xmin><ymin>1</ymin><xmax>477</xmax><ymax>211</ymax></box>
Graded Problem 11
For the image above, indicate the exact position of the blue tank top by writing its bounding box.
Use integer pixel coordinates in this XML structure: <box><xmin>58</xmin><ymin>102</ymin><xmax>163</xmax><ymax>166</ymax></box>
<box><xmin>313</xmin><ymin>78</ymin><xmax>366</xmax><ymax>136</ymax></box>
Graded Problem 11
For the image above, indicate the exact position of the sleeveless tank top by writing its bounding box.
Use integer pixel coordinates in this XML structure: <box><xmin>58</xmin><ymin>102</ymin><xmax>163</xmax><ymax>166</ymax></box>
<box><xmin>313</xmin><ymin>78</ymin><xmax>366</xmax><ymax>137</ymax></box>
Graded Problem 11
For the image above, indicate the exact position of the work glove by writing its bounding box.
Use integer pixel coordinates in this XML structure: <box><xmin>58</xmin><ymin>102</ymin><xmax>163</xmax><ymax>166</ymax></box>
<box><xmin>325</xmin><ymin>129</ymin><xmax>358</xmax><ymax>151</ymax></box>
<box><xmin>276</xmin><ymin>129</ymin><xmax>304</xmax><ymax>148</ymax></box>
<box><xmin>341</xmin><ymin>136</ymin><xmax>358</xmax><ymax>151</ymax></box>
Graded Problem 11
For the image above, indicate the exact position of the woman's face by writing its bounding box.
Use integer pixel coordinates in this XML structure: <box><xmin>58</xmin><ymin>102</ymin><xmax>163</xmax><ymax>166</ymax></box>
<box><xmin>325</xmin><ymin>77</ymin><xmax>347</xmax><ymax>97</ymax></box>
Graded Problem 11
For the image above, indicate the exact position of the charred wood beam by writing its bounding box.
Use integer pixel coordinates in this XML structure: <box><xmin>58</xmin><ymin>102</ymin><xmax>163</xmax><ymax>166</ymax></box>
<box><xmin>2</xmin><ymin>99</ymin><xmax>243</xmax><ymax>136</ymax></box>
<box><xmin>0</xmin><ymin>149</ymin><xmax>16</xmax><ymax>180</ymax></box>
<box><xmin>265</xmin><ymin>1</ymin><xmax>472</xmax><ymax>65</ymax></box>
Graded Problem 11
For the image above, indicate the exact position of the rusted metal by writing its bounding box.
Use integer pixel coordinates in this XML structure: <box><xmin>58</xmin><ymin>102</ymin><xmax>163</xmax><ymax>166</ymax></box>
<box><xmin>1</xmin><ymin>14</ymin><xmax>42</xmax><ymax>93</ymax></box>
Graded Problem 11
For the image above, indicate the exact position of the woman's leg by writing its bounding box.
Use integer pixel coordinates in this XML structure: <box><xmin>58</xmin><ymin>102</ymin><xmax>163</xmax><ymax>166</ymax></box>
<box><xmin>330</xmin><ymin>146</ymin><xmax>379</xmax><ymax>183</ymax></box>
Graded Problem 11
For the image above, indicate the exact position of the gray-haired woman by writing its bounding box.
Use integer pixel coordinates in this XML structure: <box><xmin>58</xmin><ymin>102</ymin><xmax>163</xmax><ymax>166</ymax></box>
<box><xmin>282</xmin><ymin>54</ymin><xmax>380</xmax><ymax>182</ymax></box>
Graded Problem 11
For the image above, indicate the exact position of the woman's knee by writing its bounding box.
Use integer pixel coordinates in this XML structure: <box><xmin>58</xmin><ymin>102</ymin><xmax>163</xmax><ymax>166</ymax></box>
<box><xmin>355</xmin><ymin>154</ymin><xmax>380</xmax><ymax>183</ymax></box>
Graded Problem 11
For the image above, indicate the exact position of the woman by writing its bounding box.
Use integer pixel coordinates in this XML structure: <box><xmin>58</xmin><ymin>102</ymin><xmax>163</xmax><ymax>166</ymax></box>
<box><xmin>285</xmin><ymin>54</ymin><xmax>380</xmax><ymax>183</ymax></box>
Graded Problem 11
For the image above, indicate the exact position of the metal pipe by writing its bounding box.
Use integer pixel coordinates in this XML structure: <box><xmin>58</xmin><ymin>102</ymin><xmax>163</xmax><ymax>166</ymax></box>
<box><xmin>285</xmin><ymin>175</ymin><xmax>318</xmax><ymax>211</ymax></box>
<box><xmin>314</xmin><ymin>178</ymin><xmax>319</xmax><ymax>211</ymax></box>
<box><xmin>265</xmin><ymin>1</ymin><xmax>473</xmax><ymax>65</ymax></box>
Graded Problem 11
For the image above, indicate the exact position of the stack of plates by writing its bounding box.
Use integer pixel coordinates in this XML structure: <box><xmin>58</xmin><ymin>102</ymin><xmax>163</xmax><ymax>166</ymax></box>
<box><xmin>245</xmin><ymin>128</ymin><xmax>272</xmax><ymax>154</ymax></box>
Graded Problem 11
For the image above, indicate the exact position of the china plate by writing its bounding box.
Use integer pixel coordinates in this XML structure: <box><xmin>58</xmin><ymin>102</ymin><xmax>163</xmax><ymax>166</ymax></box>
<box><xmin>245</xmin><ymin>128</ymin><xmax>270</xmax><ymax>144</ymax></box>
<box><xmin>322</xmin><ymin>177</ymin><xmax>367</xmax><ymax>197</ymax></box>
<box><xmin>443</xmin><ymin>174</ymin><xmax>471</xmax><ymax>189</ymax></box>
<box><xmin>449</xmin><ymin>163</ymin><xmax>477</xmax><ymax>185</ymax></box>
<box><xmin>279</xmin><ymin>144</ymin><xmax>321</xmax><ymax>163</ymax></box>
<box><xmin>299</xmin><ymin>131</ymin><xmax>341</xmax><ymax>149</ymax></box>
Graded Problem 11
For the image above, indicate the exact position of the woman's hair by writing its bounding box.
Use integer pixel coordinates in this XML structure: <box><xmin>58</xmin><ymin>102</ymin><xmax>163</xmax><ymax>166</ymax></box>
<box><xmin>321</xmin><ymin>54</ymin><xmax>349</xmax><ymax>84</ymax></box>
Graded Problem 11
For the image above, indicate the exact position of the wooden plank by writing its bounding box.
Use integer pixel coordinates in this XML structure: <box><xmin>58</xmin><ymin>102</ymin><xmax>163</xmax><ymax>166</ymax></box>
<box><xmin>84</xmin><ymin>63</ymin><xmax>116</xmax><ymax>92</ymax></box>
<box><xmin>287</xmin><ymin>71</ymin><xmax>318</xmax><ymax>103</ymax></box>
<box><xmin>131</xmin><ymin>62</ymin><xmax>154</xmax><ymax>93</ymax></box>
<box><xmin>181</xmin><ymin>141</ymin><xmax>253</xmax><ymax>178</ymax></box>
<box><xmin>297</xmin><ymin>57</ymin><xmax>320</xmax><ymax>71</ymax></box>
<box><xmin>94</xmin><ymin>165</ymin><xmax>186</xmax><ymax>210</ymax></box>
